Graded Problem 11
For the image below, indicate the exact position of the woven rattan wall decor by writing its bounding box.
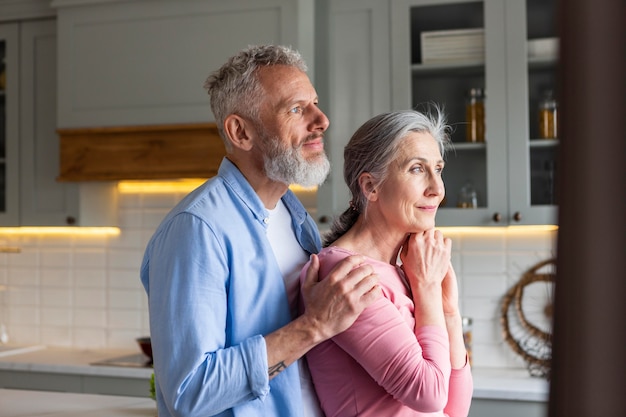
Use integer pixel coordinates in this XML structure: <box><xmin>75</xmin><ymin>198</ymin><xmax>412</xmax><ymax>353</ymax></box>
<box><xmin>500</xmin><ymin>258</ymin><xmax>556</xmax><ymax>378</ymax></box>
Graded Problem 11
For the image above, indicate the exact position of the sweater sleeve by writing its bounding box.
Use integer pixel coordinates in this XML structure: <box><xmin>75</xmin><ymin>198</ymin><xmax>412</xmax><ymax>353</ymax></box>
<box><xmin>333</xmin><ymin>295</ymin><xmax>452</xmax><ymax>413</ymax></box>
<box><xmin>444</xmin><ymin>361</ymin><xmax>474</xmax><ymax>417</ymax></box>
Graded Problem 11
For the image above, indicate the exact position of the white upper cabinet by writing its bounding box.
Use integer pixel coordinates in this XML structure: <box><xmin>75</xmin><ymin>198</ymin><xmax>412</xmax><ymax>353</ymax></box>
<box><xmin>19</xmin><ymin>19</ymin><xmax>83</xmax><ymax>226</ymax></box>
<box><xmin>316</xmin><ymin>0</ymin><xmax>391</xmax><ymax>228</ymax></box>
<box><xmin>0</xmin><ymin>18</ymin><xmax>89</xmax><ymax>226</ymax></box>
<box><xmin>53</xmin><ymin>0</ymin><xmax>315</xmax><ymax>128</ymax></box>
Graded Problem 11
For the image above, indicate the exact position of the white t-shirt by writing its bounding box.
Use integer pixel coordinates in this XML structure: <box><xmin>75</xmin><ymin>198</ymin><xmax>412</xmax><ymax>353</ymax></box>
<box><xmin>267</xmin><ymin>200</ymin><xmax>324</xmax><ymax>417</ymax></box>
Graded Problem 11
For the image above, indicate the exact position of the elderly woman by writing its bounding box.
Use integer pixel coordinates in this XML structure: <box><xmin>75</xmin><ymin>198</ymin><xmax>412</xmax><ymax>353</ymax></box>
<box><xmin>301</xmin><ymin>109</ymin><xmax>473</xmax><ymax>416</ymax></box>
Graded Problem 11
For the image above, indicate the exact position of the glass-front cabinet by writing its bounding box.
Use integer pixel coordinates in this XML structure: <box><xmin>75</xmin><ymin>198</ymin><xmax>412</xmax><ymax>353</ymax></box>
<box><xmin>0</xmin><ymin>19</ymin><xmax>83</xmax><ymax>227</ymax></box>
<box><xmin>391</xmin><ymin>0</ymin><xmax>558</xmax><ymax>226</ymax></box>
<box><xmin>0</xmin><ymin>24</ymin><xmax>19</xmax><ymax>225</ymax></box>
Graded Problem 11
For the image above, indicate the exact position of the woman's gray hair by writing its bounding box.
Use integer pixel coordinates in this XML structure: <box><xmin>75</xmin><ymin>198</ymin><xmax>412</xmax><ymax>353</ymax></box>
<box><xmin>203</xmin><ymin>45</ymin><xmax>307</xmax><ymax>152</ymax></box>
<box><xmin>324</xmin><ymin>106</ymin><xmax>452</xmax><ymax>246</ymax></box>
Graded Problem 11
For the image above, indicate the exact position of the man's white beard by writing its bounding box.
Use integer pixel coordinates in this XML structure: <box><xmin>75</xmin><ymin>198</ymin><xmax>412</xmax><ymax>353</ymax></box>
<box><xmin>263</xmin><ymin>136</ymin><xmax>331</xmax><ymax>187</ymax></box>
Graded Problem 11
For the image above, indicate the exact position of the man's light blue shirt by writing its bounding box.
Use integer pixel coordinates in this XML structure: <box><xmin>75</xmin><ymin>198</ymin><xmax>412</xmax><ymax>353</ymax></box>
<box><xmin>140</xmin><ymin>158</ymin><xmax>322</xmax><ymax>417</ymax></box>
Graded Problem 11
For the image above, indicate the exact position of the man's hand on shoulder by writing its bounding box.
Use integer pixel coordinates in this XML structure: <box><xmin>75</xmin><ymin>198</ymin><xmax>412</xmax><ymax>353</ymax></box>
<box><xmin>301</xmin><ymin>254</ymin><xmax>381</xmax><ymax>342</ymax></box>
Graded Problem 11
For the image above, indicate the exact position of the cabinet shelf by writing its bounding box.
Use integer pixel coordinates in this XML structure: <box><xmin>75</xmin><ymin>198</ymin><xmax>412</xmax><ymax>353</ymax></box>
<box><xmin>529</xmin><ymin>139</ymin><xmax>559</xmax><ymax>148</ymax></box>
<box><xmin>450</xmin><ymin>142</ymin><xmax>487</xmax><ymax>151</ymax></box>
<box><xmin>410</xmin><ymin>50</ymin><xmax>555</xmax><ymax>75</ymax></box>
<box><xmin>411</xmin><ymin>60</ymin><xmax>484</xmax><ymax>75</ymax></box>
<box><xmin>528</xmin><ymin>55</ymin><xmax>557</xmax><ymax>68</ymax></box>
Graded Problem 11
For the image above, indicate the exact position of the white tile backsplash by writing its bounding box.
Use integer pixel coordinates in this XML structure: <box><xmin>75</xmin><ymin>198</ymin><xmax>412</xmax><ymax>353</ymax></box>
<box><xmin>40</xmin><ymin>288</ymin><xmax>73</xmax><ymax>308</ymax></box>
<box><xmin>0</xmin><ymin>189</ymin><xmax>558</xmax><ymax>372</ymax></box>
<box><xmin>73</xmin><ymin>327</ymin><xmax>106</xmax><ymax>348</ymax></box>
<box><xmin>40</xmin><ymin>268</ymin><xmax>73</xmax><ymax>288</ymax></box>
<box><xmin>40</xmin><ymin>307</ymin><xmax>72</xmax><ymax>326</ymax></box>
<box><xmin>74</xmin><ymin>289</ymin><xmax>106</xmax><ymax>308</ymax></box>
<box><xmin>73</xmin><ymin>308</ymin><xmax>106</xmax><ymax>327</ymax></box>
<box><xmin>74</xmin><ymin>268</ymin><xmax>106</xmax><ymax>288</ymax></box>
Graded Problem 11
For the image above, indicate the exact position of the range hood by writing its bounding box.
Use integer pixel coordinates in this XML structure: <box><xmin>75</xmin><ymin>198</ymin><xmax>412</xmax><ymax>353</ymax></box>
<box><xmin>57</xmin><ymin>123</ymin><xmax>226</xmax><ymax>181</ymax></box>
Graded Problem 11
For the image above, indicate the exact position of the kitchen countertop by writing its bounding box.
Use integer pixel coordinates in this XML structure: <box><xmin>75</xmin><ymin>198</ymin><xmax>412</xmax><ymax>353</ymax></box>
<box><xmin>0</xmin><ymin>346</ymin><xmax>549</xmax><ymax>402</ymax></box>
<box><xmin>0</xmin><ymin>346</ymin><xmax>152</xmax><ymax>379</ymax></box>
<box><xmin>470</xmin><ymin>367</ymin><xmax>549</xmax><ymax>402</ymax></box>
<box><xmin>0</xmin><ymin>388</ymin><xmax>156</xmax><ymax>417</ymax></box>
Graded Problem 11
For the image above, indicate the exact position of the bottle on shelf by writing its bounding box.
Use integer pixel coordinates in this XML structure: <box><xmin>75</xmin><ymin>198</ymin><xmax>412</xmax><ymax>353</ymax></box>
<box><xmin>457</xmin><ymin>182</ymin><xmax>478</xmax><ymax>209</ymax></box>
<box><xmin>465</xmin><ymin>88</ymin><xmax>485</xmax><ymax>142</ymax></box>
<box><xmin>538</xmin><ymin>90</ymin><xmax>558</xmax><ymax>139</ymax></box>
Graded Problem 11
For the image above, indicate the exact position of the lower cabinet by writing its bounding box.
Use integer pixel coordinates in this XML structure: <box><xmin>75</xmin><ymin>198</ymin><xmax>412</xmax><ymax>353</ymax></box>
<box><xmin>469</xmin><ymin>398</ymin><xmax>547</xmax><ymax>417</ymax></box>
<box><xmin>0</xmin><ymin>370</ymin><xmax>151</xmax><ymax>398</ymax></box>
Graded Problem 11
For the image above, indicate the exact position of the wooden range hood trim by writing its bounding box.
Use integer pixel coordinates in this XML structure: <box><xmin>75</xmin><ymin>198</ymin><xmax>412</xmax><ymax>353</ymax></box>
<box><xmin>58</xmin><ymin>123</ymin><xmax>227</xmax><ymax>181</ymax></box>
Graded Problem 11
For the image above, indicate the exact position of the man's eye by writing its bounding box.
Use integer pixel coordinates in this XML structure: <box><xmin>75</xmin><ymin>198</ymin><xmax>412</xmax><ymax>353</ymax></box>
<box><xmin>289</xmin><ymin>107</ymin><xmax>302</xmax><ymax>114</ymax></box>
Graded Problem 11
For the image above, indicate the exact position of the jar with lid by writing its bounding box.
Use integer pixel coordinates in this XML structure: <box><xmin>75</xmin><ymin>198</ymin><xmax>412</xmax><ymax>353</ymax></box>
<box><xmin>538</xmin><ymin>90</ymin><xmax>558</xmax><ymax>139</ymax></box>
<box><xmin>465</xmin><ymin>88</ymin><xmax>485</xmax><ymax>142</ymax></box>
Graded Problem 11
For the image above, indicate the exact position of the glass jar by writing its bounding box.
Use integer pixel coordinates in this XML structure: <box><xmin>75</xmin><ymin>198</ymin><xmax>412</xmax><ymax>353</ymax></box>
<box><xmin>457</xmin><ymin>182</ymin><xmax>478</xmax><ymax>209</ymax></box>
<box><xmin>538</xmin><ymin>90</ymin><xmax>558</xmax><ymax>139</ymax></box>
<box><xmin>462</xmin><ymin>317</ymin><xmax>473</xmax><ymax>366</ymax></box>
<box><xmin>465</xmin><ymin>88</ymin><xmax>485</xmax><ymax>142</ymax></box>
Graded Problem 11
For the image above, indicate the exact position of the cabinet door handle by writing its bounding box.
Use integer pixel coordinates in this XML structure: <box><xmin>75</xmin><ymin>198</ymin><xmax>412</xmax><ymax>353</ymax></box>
<box><xmin>513</xmin><ymin>212</ymin><xmax>522</xmax><ymax>222</ymax></box>
<box><xmin>318</xmin><ymin>215</ymin><xmax>330</xmax><ymax>224</ymax></box>
<box><xmin>492</xmin><ymin>212</ymin><xmax>502</xmax><ymax>223</ymax></box>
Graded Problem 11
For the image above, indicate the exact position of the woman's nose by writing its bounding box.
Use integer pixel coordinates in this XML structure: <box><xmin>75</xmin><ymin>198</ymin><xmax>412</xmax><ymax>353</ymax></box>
<box><xmin>428</xmin><ymin>175</ymin><xmax>444</xmax><ymax>197</ymax></box>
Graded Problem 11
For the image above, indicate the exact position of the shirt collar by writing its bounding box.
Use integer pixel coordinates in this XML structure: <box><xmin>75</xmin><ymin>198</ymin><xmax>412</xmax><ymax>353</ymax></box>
<box><xmin>217</xmin><ymin>158</ymin><xmax>308</xmax><ymax>227</ymax></box>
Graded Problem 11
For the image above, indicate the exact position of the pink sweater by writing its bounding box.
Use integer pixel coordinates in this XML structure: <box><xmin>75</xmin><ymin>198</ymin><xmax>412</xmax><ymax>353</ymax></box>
<box><xmin>300</xmin><ymin>247</ymin><xmax>473</xmax><ymax>417</ymax></box>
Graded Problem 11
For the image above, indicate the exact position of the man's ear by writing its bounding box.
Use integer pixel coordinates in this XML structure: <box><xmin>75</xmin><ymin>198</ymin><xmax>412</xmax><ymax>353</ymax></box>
<box><xmin>359</xmin><ymin>172</ymin><xmax>378</xmax><ymax>202</ymax></box>
<box><xmin>223</xmin><ymin>114</ymin><xmax>254</xmax><ymax>151</ymax></box>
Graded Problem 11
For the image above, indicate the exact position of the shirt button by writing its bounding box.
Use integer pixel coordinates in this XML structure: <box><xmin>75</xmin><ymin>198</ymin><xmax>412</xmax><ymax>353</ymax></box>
<box><xmin>263</xmin><ymin>217</ymin><xmax>269</xmax><ymax>224</ymax></box>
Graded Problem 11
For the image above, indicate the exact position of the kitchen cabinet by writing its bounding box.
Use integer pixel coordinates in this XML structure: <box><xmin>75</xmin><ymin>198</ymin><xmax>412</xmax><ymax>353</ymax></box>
<box><xmin>0</xmin><ymin>18</ymin><xmax>114</xmax><ymax>227</ymax></box>
<box><xmin>316</xmin><ymin>0</ymin><xmax>391</xmax><ymax>226</ymax></box>
<box><xmin>0</xmin><ymin>389</ymin><xmax>155</xmax><ymax>417</ymax></box>
<box><xmin>390</xmin><ymin>0</ymin><xmax>559</xmax><ymax>226</ymax></box>
<box><xmin>0</xmin><ymin>23</ymin><xmax>20</xmax><ymax>225</ymax></box>
<box><xmin>54</xmin><ymin>0</ymin><xmax>315</xmax><ymax>129</ymax></box>
<box><xmin>18</xmin><ymin>19</ymin><xmax>82</xmax><ymax>226</ymax></box>
<box><xmin>469</xmin><ymin>398</ymin><xmax>546</xmax><ymax>417</ymax></box>
<box><xmin>0</xmin><ymin>19</ymin><xmax>79</xmax><ymax>226</ymax></box>
<box><xmin>0</xmin><ymin>347</ymin><xmax>153</xmax><ymax>397</ymax></box>
<box><xmin>0</xmin><ymin>369</ymin><xmax>150</xmax><ymax>397</ymax></box>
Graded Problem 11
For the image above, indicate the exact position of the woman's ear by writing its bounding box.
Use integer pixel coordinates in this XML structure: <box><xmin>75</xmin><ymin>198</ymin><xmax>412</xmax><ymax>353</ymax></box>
<box><xmin>223</xmin><ymin>114</ymin><xmax>254</xmax><ymax>151</ymax></box>
<box><xmin>359</xmin><ymin>173</ymin><xmax>378</xmax><ymax>202</ymax></box>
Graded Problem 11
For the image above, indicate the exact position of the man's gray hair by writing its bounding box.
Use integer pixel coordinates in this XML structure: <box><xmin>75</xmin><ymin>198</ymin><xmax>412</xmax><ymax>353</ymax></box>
<box><xmin>204</xmin><ymin>45</ymin><xmax>307</xmax><ymax>152</ymax></box>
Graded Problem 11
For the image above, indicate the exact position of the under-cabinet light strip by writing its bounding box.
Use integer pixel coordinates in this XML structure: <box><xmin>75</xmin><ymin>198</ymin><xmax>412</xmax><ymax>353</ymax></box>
<box><xmin>118</xmin><ymin>180</ymin><xmax>318</xmax><ymax>194</ymax></box>
<box><xmin>0</xmin><ymin>227</ymin><xmax>120</xmax><ymax>236</ymax></box>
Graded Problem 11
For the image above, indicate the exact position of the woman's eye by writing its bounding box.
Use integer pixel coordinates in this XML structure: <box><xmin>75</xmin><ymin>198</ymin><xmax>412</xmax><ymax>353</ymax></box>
<box><xmin>289</xmin><ymin>106</ymin><xmax>302</xmax><ymax>114</ymax></box>
<box><xmin>410</xmin><ymin>165</ymin><xmax>424</xmax><ymax>173</ymax></box>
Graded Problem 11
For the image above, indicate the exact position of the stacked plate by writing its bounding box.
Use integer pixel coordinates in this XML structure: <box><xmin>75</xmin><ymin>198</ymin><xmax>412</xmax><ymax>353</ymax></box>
<box><xmin>527</xmin><ymin>38</ymin><xmax>559</xmax><ymax>59</ymax></box>
<box><xmin>421</xmin><ymin>28</ymin><xmax>485</xmax><ymax>63</ymax></box>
